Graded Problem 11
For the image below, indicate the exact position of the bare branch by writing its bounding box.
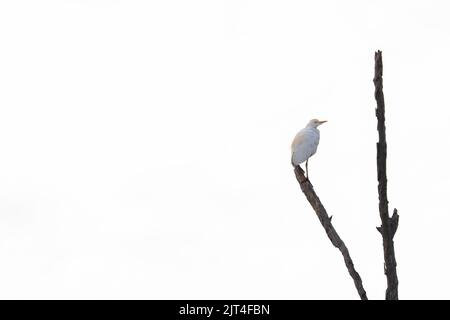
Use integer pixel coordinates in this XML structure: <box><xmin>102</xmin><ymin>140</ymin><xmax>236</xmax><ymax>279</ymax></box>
<box><xmin>293</xmin><ymin>166</ymin><xmax>368</xmax><ymax>300</ymax></box>
<box><xmin>373</xmin><ymin>50</ymin><xmax>399</xmax><ymax>300</ymax></box>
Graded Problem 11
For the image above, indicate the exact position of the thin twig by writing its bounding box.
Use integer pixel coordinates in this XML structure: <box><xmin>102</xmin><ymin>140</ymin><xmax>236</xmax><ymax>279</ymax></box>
<box><xmin>294</xmin><ymin>166</ymin><xmax>368</xmax><ymax>300</ymax></box>
<box><xmin>373</xmin><ymin>50</ymin><xmax>399</xmax><ymax>300</ymax></box>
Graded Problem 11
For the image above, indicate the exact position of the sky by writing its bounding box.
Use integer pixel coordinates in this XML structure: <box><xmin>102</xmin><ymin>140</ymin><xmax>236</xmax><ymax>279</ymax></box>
<box><xmin>0</xmin><ymin>0</ymin><xmax>449</xmax><ymax>299</ymax></box>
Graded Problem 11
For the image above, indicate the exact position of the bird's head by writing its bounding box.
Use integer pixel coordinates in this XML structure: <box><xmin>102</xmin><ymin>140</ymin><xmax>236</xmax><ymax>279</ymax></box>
<box><xmin>307</xmin><ymin>119</ymin><xmax>327</xmax><ymax>128</ymax></box>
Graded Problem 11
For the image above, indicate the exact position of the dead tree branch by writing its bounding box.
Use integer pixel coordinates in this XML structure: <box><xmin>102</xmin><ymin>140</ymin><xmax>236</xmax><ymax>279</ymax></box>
<box><xmin>373</xmin><ymin>50</ymin><xmax>399</xmax><ymax>300</ymax></box>
<box><xmin>293</xmin><ymin>166</ymin><xmax>368</xmax><ymax>300</ymax></box>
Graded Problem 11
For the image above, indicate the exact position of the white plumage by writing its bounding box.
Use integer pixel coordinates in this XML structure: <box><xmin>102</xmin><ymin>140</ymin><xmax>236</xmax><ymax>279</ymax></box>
<box><xmin>291</xmin><ymin>119</ymin><xmax>327</xmax><ymax>177</ymax></box>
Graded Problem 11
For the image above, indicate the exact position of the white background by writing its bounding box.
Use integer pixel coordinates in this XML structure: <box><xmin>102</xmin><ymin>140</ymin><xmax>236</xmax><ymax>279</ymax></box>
<box><xmin>0</xmin><ymin>0</ymin><xmax>449</xmax><ymax>299</ymax></box>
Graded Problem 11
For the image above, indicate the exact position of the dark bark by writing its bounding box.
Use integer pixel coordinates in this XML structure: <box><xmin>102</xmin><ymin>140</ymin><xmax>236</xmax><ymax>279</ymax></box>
<box><xmin>373</xmin><ymin>50</ymin><xmax>399</xmax><ymax>300</ymax></box>
<box><xmin>293</xmin><ymin>166</ymin><xmax>368</xmax><ymax>300</ymax></box>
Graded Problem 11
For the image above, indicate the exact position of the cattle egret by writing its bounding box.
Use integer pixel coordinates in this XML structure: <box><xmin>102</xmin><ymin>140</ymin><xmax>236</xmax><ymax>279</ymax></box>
<box><xmin>291</xmin><ymin>119</ymin><xmax>327</xmax><ymax>178</ymax></box>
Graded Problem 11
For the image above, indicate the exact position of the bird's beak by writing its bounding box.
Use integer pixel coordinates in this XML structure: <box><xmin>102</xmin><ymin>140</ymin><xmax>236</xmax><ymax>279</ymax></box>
<box><xmin>318</xmin><ymin>120</ymin><xmax>327</xmax><ymax>125</ymax></box>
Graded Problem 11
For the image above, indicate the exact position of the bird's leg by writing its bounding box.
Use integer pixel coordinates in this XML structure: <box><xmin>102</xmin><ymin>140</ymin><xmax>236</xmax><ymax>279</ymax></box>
<box><xmin>306</xmin><ymin>159</ymin><xmax>309</xmax><ymax>179</ymax></box>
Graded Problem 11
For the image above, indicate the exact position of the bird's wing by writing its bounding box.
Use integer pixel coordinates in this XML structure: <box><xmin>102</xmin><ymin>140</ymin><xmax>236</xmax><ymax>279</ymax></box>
<box><xmin>291</xmin><ymin>130</ymin><xmax>308</xmax><ymax>165</ymax></box>
<box><xmin>291</xmin><ymin>130</ymin><xmax>307</xmax><ymax>152</ymax></box>
<box><xmin>291</xmin><ymin>129</ymin><xmax>319</xmax><ymax>166</ymax></box>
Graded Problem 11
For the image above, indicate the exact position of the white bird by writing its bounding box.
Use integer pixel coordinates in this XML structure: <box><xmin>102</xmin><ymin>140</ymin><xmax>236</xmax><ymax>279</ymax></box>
<box><xmin>291</xmin><ymin>119</ymin><xmax>327</xmax><ymax>178</ymax></box>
